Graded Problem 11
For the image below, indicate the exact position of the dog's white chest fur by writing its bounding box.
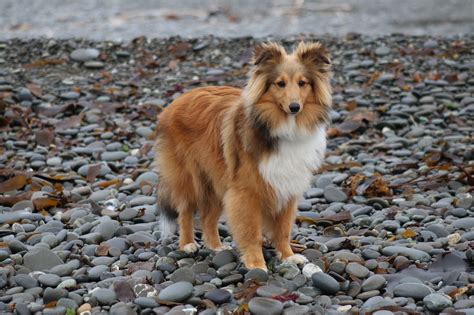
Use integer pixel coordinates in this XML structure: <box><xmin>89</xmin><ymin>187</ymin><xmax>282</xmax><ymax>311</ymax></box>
<box><xmin>259</xmin><ymin>123</ymin><xmax>326</xmax><ymax>211</ymax></box>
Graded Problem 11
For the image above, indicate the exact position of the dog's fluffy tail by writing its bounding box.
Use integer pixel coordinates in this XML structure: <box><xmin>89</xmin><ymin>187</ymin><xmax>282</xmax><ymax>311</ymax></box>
<box><xmin>157</xmin><ymin>178</ymin><xmax>178</xmax><ymax>238</ymax></box>
<box><xmin>158</xmin><ymin>201</ymin><xmax>178</xmax><ymax>238</ymax></box>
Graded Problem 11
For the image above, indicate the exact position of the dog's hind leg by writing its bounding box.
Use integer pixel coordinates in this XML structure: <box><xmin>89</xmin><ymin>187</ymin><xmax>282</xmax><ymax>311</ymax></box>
<box><xmin>200</xmin><ymin>198</ymin><xmax>224</xmax><ymax>250</ymax></box>
<box><xmin>177</xmin><ymin>202</ymin><xmax>198</xmax><ymax>253</ymax></box>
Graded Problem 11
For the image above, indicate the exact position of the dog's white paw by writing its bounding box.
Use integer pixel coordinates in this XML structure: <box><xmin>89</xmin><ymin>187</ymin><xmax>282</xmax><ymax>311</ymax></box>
<box><xmin>182</xmin><ymin>243</ymin><xmax>199</xmax><ymax>253</ymax></box>
<box><xmin>283</xmin><ymin>254</ymin><xmax>308</xmax><ymax>265</ymax></box>
<box><xmin>214</xmin><ymin>244</ymin><xmax>233</xmax><ymax>251</ymax></box>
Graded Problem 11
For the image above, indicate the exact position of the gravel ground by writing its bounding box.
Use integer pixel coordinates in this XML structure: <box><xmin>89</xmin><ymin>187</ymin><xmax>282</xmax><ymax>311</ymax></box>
<box><xmin>0</xmin><ymin>34</ymin><xmax>474</xmax><ymax>314</ymax></box>
<box><xmin>0</xmin><ymin>0</ymin><xmax>473</xmax><ymax>40</ymax></box>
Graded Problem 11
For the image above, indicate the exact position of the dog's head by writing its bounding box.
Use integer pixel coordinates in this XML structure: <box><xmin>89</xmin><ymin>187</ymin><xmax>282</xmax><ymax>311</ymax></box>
<box><xmin>244</xmin><ymin>42</ymin><xmax>332</xmax><ymax>138</ymax></box>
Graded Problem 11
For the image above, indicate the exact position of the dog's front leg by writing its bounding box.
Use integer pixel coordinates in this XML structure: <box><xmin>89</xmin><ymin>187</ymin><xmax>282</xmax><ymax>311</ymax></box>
<box><xmin>224</xmin><ymin>188</ymin><xmax>267</xmax><ymax>271</ymax></box>
<box><xmin>270</xmin><ymin>198</ymin><xmax>308</xmax><ymax>265</ymax></box>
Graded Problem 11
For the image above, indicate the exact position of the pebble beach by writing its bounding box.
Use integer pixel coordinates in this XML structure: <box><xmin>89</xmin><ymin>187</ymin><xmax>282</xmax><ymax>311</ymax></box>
<box><xmin>0</xmin><ymin>34</ymin><xmax>473</xmax><ymax>314</ymax></box>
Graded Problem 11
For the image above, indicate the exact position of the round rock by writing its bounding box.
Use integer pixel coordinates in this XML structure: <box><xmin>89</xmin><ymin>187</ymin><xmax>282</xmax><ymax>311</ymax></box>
<box><xmin>393</xmin><ymin>283</ymin><xmax>433</xmax><ymax>300</ymax></box>
<box><xmin>70</xmin><ymin>48</ymin><xmax>100</xmax><ymax>62</ymax></box>
<box><xmin>423</xmin><ymin>293</ymin><xmax>452</xmax><ymax>312</ymax></box>
<box><xmin>245</xmin><ymin>268</ymin><xmax>269</xmax><ymax>282</ymax></box>
<box><xmin>346</xmin><ymin>262</ymin><xmax>370</xmax><ymax>279</ymax></box>
<box><xmin>158</xmin><ymin>281</ymin><xmax>193</xmax><ymax>302</ymax></box>
<box><xmin>23</xmin><ymin>247</ymin><xmax>64</xmax><ymax>271</ymax></box>
<box><xmin>312</xmin><ymin>272</ymin><xmax>340</xmax><ymax>294</ymax></box>
<box><xmin>212</xmin><ymin>250</ymin><xmax>235</xmax><ymax>268</ymax></box>
<box><xmin>38</xmin><ymin>274</ymin><xmax>61</xmax><ymax>287</ymax></box>
<box><xmin>14</xmin><ymin>274</ymin><xmax>38</xmax><ymax>289</ymax></box>
<box><xmin>92</xmin><ymin>288</ymin><xmax>116</xmax><ymax>305</ymax></box>
<box><xmin>204</xmin><ymin>289</ymin><xmax>231</xmax><ymax>304</ymax></box>
<box><xmin>362</xmin><ymin>275</ymin><xmax>386</xmax><ymax>291</ymax></box>
<box><xmin>324</xmin><ymin>186</ymin><xmax>348</xmax><ymax>202</ymax></box>
<box><xmin>248</xmin><ymin>297</ymin><xmax>283</xmax><ymax>315</ymax></box>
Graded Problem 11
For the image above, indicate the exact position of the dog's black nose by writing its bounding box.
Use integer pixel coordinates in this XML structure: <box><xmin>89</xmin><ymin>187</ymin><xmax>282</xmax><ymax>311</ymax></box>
<box><xmin>289</xmin><ymin>103</ymin><xmax>300</xmax><ymax>113</ymax></box>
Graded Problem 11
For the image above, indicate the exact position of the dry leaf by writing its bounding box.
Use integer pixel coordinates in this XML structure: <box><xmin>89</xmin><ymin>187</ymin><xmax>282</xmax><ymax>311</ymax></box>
<box><xmin>35</xmin><ymin>129</ymin><xmax>55</xmax><ymax>146</ymax></box>
<box><xmin>26</xmin><ymin>83</ymin><xmax>43</xmax><ymax>98</ymax></box>
<box><xmin>95</xmin><ymin>243</ymin><xmax>110</xmax><ymax>256</ymax></box>
<box><xmin>348</xmin><ymin>173</ymin><xmax>391</xmax><ymax>197</ymax></box>
<box><xmin>44</xmin><ymin>301</ymin><xmax>57</xmax><ymax>308</ymax></box>
<box><xmin>164</xmin><ymin>13</ymin><xmax>180</xmax><ymax>20</ymax></box>
<box><xmin>412</xmin><ymin>72</ymin><xmax>423</xmax><ymax>83</ymax></box>
<box><xmin>447</xmin><ymin>286</ymin><xmax>468</xmax><ymax>299</ymax></box>
<box><xmin>445</xmin><ymin>73</ymin><xmax>458</xmax><ymax>82</ymax></box>
<box><xmin>23</xmin><ymin>59</ymin><xmax>65</xmax><ymax>69</ymax></box>
<box><xmin>55</xmin><ymin>112</ymin><xmax>84</xmax><ymax>130</ymax></box>
<box><xmin>347</xmin><ymin>108</ymin><xmax>378</xmax><ymax>122</ymax></box>
<box><xmin>0</xmin><ymin>191</ymin><xmax>33</xmax><ymax>206</ymax></box>
<box><xmin>233</xmin><ymin>304</ymin><xmax>249</xmax><ymax>315</ymax></box>
<box><xmin>345</xmin><ymin>100</ymin><xmax>357</xmax><ymax>111</ymax></box>
<box><xmin>169</xmin><ymin>42</ymin><xmax>192</xmax><ymax>59</ymax></box>
<box><xmin>367</xmin><ymin>71</ymin><xmax>380</xmax><ymax>86</ymax></box>
<box><xmin>427</xmin><ymin>71</ymin><xmax>441</xmax><ymax>81</ymax></box>
<box><xmin>0</xmin><ymin>174</ymin><xmax>28</xmax><ymax>193</ymax></box>
<box><xmin>86</xmin><ymin>164</ymin><xmax>102</xmax><ymax>182</ymax></box>
<box><xmin>273</xmin><ymin>293</ymin><xmax>298</xmax><ymax>302</ymax></box>
<box><xmin>33</xmin><ymin>198</ymin><xmax>59</xmax><ymax>211</ymax></box>
<box><xmin>234</xmin><ymin>280</ymin><xmax>262</xmax><ymax>301</ymax></box>
<box><xmin>290</xmin><ymin>242</ymin><xmax>306</xmax><ymax>253</ymax></box>
<box><xmin>401</xmin><ymin>229</ymin><xmax>417</xmax><ymax>239</ymax></box>
<box><xmin>97</xmin><ymin>179</ymin><xmax>121</xmax><ymax>188</ymax></box>
<box><xmin>319</xmin><ymin>162</ymin><xmax>362</xmax><ymax>172</ymax></box>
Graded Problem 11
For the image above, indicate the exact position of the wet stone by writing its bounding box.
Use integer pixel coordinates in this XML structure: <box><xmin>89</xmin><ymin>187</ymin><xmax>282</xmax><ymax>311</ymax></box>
<box><xmin>92</xmin><ymin>288</ymin><xmax>117</xmax><ymax>305</ymax></box>
<box><xmin>256</xmin><ymin>285</ymin><xmax>287</xmax><ymax>298</ymax></box>
<box><xmin>38</xmin><ymin>274</ymin><xmax>61</xmax><ymax>287</ymax></box>
<box><xmin>312</xmin><ymin>272</ymin><xmax>340</xmax><ymax>294</ymax></box>
<box><xmin>375</xmin><ymin>46</ymin><xmax>390</xmax><ymax>56</ymax></box>
<box><xmin>346</xmin><ymin>262</ymin><xmax>370</xmax><ymax>278</ymax></box>
<box><xmin>324</xmin><ymin>186</ymin><xmax>348</xmax><ymax>202</ymax></box>
<box><xmin>23</xmin><ymin>247</ymin><xmax>64</xmax><ymax>271</ymax></box>
<box><xmin>84</xmin><ymin>61</ymin><xmax>105</xmax><ymax>69</ymax></box>
<box><xmin>245</xmin><ymin>268</ymin><xmax>269</xmax><ymax>282</ymax></box>
<box><xmin>423</xmin><ymin>293</ymin><xmax>453</xmax><ymax>312</ymax></box>
<box><xmin>212</xmin><ymin>250</ymin><xmax>236</xmax><ymax>268</ymax></box>
<box><xmin>70</xmin><ymin>48</ymin><xmax>100</xmax><ymax>61</ymax></box>
<box><xmin>59</xmin><ymin>91</ymin><xmax>80</xmax><ymax>100</ymax></box>
<box><xmin>204</xmin><ymin>289</ymin><xmax>232</xmax><ymax>304</ymax></box>
<box><xmin>362</xmin><ymin>275</ymin><xmax>386</xmax><ymax>291</ymax></box>
<box><xmin>170</xmin><ymin>267</ymin><xmax>195</xmax><ymax>284</ymax></box>
<box><xmin>393</xmin><ymin>283</ymin><xmax>433</xmax><ymax>300</ymax></box>
<box><xmin>248</xmin><ymin>297</ymin><xmax>283</xmax><ymax>315</ymax></box>
<box><xmin>14</xmin><ymin>274</ymin><xmax>38</xmax><ymax>289</ymax></box>
<box><xmin>158</xmin><ymin>281</ymin><xmax>193</xmax><ymax>302</ymax></box>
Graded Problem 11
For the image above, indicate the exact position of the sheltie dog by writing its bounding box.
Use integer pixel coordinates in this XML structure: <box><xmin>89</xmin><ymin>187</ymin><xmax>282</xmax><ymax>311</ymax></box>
<box><xmin>155</xmin><ymin>42</ymin><xmax>332</xmax><ymax>270</ymax></box>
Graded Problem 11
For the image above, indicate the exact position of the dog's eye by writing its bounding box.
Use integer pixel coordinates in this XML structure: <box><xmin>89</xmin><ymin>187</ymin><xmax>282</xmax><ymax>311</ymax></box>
<box><xmin>298</xmin><ymin>80</ymin><xmax>306</xmax><ymax>87</ymax></box>
<box><xmin>277</xmin><ymin>81</ymin><xmax>286</xmax><ymax>88</ymax></box>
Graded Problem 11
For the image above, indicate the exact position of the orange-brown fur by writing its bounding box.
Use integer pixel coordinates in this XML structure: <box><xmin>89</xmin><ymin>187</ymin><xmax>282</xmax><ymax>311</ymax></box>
<box><xmin>155</xmin><ymin>42</ymin><xmax>332</xmax><ymax>270</ymax></box>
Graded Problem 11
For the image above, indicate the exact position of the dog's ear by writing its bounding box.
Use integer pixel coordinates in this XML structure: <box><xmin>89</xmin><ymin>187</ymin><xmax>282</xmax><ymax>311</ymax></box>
<box><xmin>295</xmin><ymin>41</ymin><xmax>331</xmax><ymax>73</ymax></box>
<box><xmin>252</xmin><ymin>42</ymin><xmax>285</xmax><ymax>66</ymax></box>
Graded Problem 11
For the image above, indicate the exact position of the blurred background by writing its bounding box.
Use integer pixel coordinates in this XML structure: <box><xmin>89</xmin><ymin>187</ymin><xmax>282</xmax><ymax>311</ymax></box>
<box><xmin>1</xmin><ymin>0</ymin><xmax>472</xmax><ymax>40</ymax></box>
